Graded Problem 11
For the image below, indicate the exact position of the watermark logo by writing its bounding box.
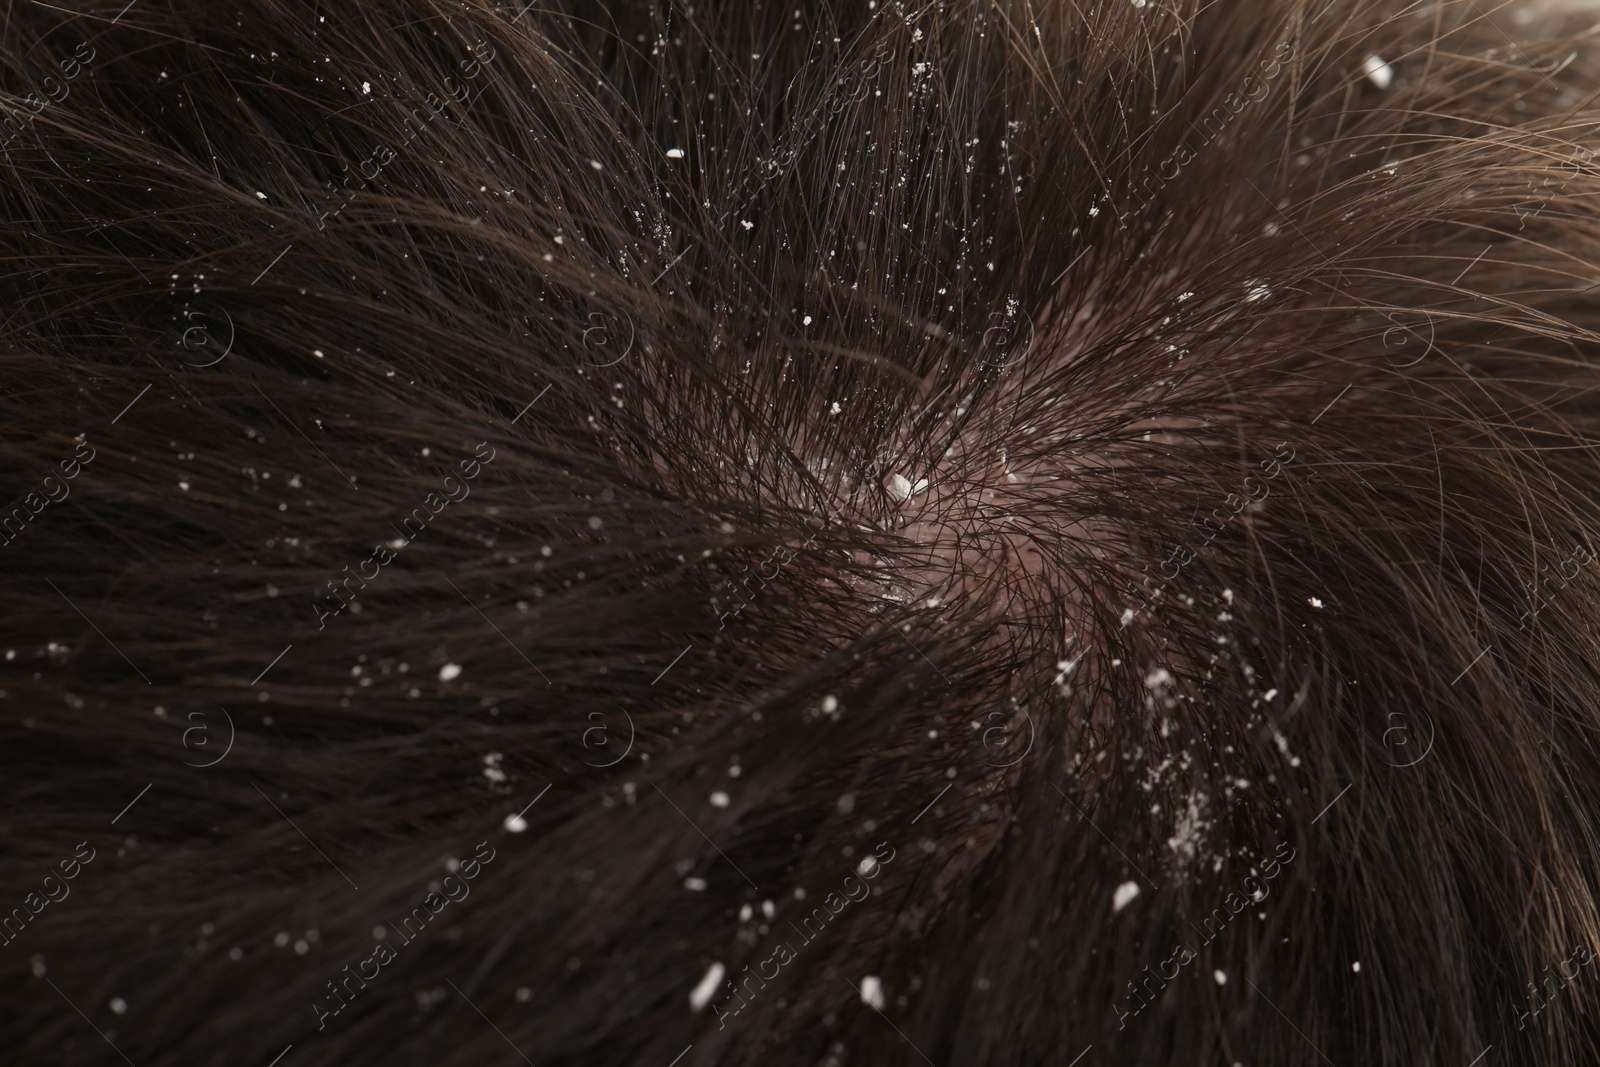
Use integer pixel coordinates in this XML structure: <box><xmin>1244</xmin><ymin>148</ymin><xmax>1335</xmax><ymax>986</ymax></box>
<box><xmin>581</xmin><ymin>708</ymin><xmax>635</xmax><ymax>768</ymax></box>
<box><xmin>175</xmin><ymin>299</ymin><xmax>236</xmax><ymax>368</ymax></box>
<box><xmin>181</xmin><ymin>707</ymin><xmax>235</xmax><ymax>768</ymax></box>
<box><xmin>978</xmin><ymin>299</ymin><xmax>1034</xmax><ymax>373</ymax></box>
<box><xmin>978</xmin><ymin>707</ymin><xmax>1035</xmax><ymax>768</ymax></box>
<box><xmin>1378</xmin><ymin>707</ymin><xmax>1434</xmax><ymax>768</ymax></box>
<box><xmin>1372</xmin><ymin>309</ymin><xmax>1436</xmax><ymax>369</ymax></box>
<box><xmin>579</xmin><ymin>307</ymin><xmax>634</xmax><ymax>367</ymax></box>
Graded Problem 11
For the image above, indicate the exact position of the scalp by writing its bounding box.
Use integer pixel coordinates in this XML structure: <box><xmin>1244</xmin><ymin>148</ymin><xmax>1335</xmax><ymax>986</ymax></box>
<box><xmin>3</xmin><ymin>1</ymin><xmax>1600</xmax><ymax>1064</ymax></box>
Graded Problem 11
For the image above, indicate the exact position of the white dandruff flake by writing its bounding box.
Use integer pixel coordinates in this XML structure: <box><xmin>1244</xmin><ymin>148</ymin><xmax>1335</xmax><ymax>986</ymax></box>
<box><xmin>821</xmin><ymin>695</ymin><xmax>839</xmax><ymax>713</ymax></box>
<box><xmin>1144</xmin><ymin>667</ymin><xmax>1174</xmax><ymax>690</ymax></box>
<box><xmin>362</xmin><ymin>81</ymin><xmax>371</xmax><ymax>94</ymax></box>
<box><xmin>481</xmin><ymin>753</ymin><xmax>507</xmax><ymax>784</ymax></box>
<box><xmin>503</xmin><ymin>813</ymin><xmax>528</xmax><ymax>833</ymax></box>
<box><xmin>684</xmin><ymin>877</ymin><xmax>707</xmax><ymax>891</ymax></box>
<box><xmin>1363</xmin><ymin>55</ymin><xmax>1394</xmax><ymax>89</ymax></box>
<box><xmin>1308</xmin><ymin>597</ymin><xmax>1324</xmax><ymax>609</ymax></box>
<box><xmin>589</xmin><ymin>159</ymin><xmax>604</xmax><ymax>170</ymax></box>
<box><xmin>1352</xmin><ymin>961</ymin><xmax>1362</xmax><ymax>972</ymax></box>
<box><xmin>1213</xmin><ymin>969</ymin><xmax>1227</xmax><ymax>986</ymax></box>
<box><xmin>438</xmin><ymin>663</ymin><xmax>463</xmax><ymax>681</ymax></box>
<box><xmin>1112</xmin><ymin>881</ymin><xmax>1141</xmax><ymax>912</ymax></box>
<box><xmin>689</xmin><ymin>962</ymin><xmax>724</xmax><ymax>1011</ymax></box>
<box><xmin>709</xmin><ymin>791</ymin><xmax>730</xmax><ymax>808</ymax></box>
<box><xmin>666</xmin><ymin>147</ymin><xmax>685</xmax><ymax>159</ymax></box>
<box><xmin>860</xmin><ymin>976</ymin><xmax>886</xmax><ymax>1009</ymax></box>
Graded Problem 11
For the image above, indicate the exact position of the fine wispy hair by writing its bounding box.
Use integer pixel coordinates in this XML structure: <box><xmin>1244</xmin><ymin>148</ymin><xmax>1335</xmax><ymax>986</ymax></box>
<box><xmin>3</xmin><ymin>0</ymin><xmax>1600</xmax><ymax>1063</ymax></box>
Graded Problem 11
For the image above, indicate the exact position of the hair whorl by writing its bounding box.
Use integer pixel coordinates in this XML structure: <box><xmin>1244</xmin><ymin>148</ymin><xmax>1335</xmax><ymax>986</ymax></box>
<box><xmin>3</xmin><ymin>1</ymin><xmax>1600</xmax><ymax>1064</ymax></box>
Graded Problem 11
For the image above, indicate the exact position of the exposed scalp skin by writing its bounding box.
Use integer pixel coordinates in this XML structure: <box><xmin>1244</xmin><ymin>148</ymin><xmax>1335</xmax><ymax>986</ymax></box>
<box><xmin>4</xmin><ymin>0</ymin><xmax>1600</xmax><ymax>1063</ymax></box>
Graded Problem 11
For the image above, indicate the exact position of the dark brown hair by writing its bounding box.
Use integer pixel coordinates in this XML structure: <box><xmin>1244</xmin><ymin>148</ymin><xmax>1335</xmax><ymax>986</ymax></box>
<box><xmin>3</xmin><ymin>0</ymin><xmax>1600</xmax><ymax>1063</ymax></box>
